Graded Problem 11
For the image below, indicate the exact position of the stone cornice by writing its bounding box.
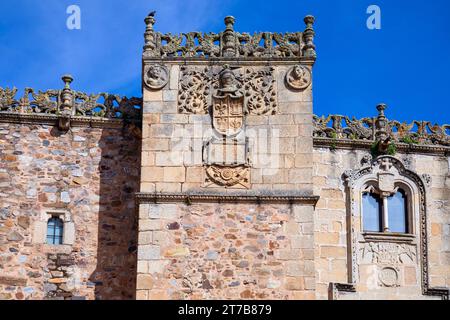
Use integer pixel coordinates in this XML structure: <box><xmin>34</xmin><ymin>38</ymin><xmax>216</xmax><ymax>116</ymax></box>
<box><xmin>135</xmin><ymin>191</ymin><xmax>319</xmax><ymax>205</ymax></box>
<box><xmin>0</xmin><ymin>112</ymin><xmax>140</xmax><ymax>129</ymax></box>
<box><xmin>313</xmin><ymin>137</ymin><xmax>450</xmax><ymax>156</ymax></box>
<box><xmin>143</xmin><ymin>57</ymin><xmax>317</xmax><ymax>66</ymax></box>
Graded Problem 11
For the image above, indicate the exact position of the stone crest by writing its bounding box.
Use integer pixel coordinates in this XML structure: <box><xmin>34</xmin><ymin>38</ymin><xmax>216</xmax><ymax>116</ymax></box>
<box><xmin>144</xmin><ymin>64</ymin><xmax>169</xmax><ymax>90</ymax></box>
<box><xmin>285</xmin><ymin>65</ymin><xmax>311</xmax><ymax>90</ymax></box>
<box><xmin>377</xmin><ymin>157</ymin><xmax>395</xmax><ymax>194</ymax></box>
<box><xmin>202</xmin><ymin>66</ymin><xmax>251</xmax><ymax>189</ymax></box>
<box><xmin>212</xmin><ymin>67</ymin><xmax>244</xmax><ymax>136</ymax></box>
<box><xmin>177</xmin><ymin>65</ymin><xmax>277</xmax><ymax>115</ymax></box>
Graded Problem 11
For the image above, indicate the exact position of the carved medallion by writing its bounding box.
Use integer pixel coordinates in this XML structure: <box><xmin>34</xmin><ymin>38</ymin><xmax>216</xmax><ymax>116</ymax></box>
<box><xmin>204</xmin><ymin>165</ymin><xmax>250</xmax><ymax>189</ymax></box>
<box><xmin>144</xmin><ymin>64</ymin><xmax>169</xmax><ymax>90</ymax></box>
<box><xmin>379</xmin><ymin>267</ymin><xmax>399</xmax><ymax>287</ymax></box>
<box><xmin>285</xmin><ymin>65</ymin><xmax>311</xmax><ymax>90</ymax></box>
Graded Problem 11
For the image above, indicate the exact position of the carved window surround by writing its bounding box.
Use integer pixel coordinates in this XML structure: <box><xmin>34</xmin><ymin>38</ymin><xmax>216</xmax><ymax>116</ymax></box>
<box><xmin>343</xmin><ymin>155</ymin><xmax>449</xmax><ymax>299</ymax></box>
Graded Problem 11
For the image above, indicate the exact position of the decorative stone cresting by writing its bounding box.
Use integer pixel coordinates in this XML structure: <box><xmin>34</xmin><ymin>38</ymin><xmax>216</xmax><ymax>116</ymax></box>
<box><xmin>314</xmin><ymin>104</ymin><xmax>450</xmax><ymax>147</ymax></box>
<box><xmin>0</xmin><ymin>75</ymin><xmax>143</xmax><ymax>125</ymax></box>
<box><xmin>143</xmin><ymin>12</ymin><xmax>316</xmax><ymax>59</ymax></box>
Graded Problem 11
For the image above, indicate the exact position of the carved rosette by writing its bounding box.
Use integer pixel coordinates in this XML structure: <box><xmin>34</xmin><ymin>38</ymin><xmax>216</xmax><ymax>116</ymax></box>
<box><xmin>204</xmin><ymin>165</ymin><xmax>250</xmax><ymax>189</ymax></box>
<box><xmin>143</xmin><ymin>64</ymin><xmax>169</xmax><ymax>90</ymax></box>
<box><xmin>285</xmin><ymin>65</ymin><xmax>312</xmax><ymax>90</ymax></box>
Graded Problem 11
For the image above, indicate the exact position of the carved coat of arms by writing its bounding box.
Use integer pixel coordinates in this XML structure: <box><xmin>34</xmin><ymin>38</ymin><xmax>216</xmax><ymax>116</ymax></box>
<box><xmin>202</xmin><ymin>66</ymin><xmax>250</xmax><ymax>189</ymax></box>
<box><xmin>212</xmin><ymin>67</ymin><xmax>245</xmax><ymax>137</ymax></box>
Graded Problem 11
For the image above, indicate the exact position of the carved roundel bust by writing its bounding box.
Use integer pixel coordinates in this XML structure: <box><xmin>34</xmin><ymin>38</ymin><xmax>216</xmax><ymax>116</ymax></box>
<box><xmin>285</xmin><ymin>65</ymin><xmax>312</xmax><ymax>90</ymax></box>
<box><xmin>144</xmin><ymin>64</ymin><xmax>169</xmax><ymax>90</ymax></box>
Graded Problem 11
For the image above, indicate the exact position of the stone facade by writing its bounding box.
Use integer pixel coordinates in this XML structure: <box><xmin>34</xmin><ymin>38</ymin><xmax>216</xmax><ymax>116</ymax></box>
<box><xmin>0</xmin><ymin>123</ymin><xmax>141</xmax><ymax>300</ymax></box>
<box><xmin>0</xmin><ymin>12</ymin><xmax>449</xmax><ymax>300</ymax></box>
<box><xmin>313</xmin><ymin>149</ymin><xmax>450</xmax><ymax>300</ymax></box>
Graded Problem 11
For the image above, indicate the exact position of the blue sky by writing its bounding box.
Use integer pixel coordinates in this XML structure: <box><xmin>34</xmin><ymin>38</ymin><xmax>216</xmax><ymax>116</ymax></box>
<box><xmin>0</xmin><ymin>0</ymin><xmax>449</xmax><ymax>124</ymax></box>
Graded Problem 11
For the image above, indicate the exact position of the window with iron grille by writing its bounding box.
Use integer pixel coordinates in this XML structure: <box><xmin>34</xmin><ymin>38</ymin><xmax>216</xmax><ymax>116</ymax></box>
<box><xmin>47</xmin><ymin>216</ymin><xmax>64</xmax><ymax>245</ymax></box>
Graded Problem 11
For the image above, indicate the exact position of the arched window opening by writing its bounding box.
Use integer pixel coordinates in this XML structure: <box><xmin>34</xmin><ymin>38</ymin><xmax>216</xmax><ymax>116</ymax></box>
<box><xmin>47</xmin><ymin>216</ymin><xmax>64</xmax><ymax>245</ymax></box>
<box><xmin>388</xmin><ymin>189</ymin><xmax>408</xmax><ymax>233</ymax></box>
<box><xmin>362</xmin><ymin>192</ymin><xmax>382</xmax><ymax>232</ymax></box>
<box><xmin>361</xmin><ymin>184</ymin><xmax>411</xmax><ymax>234</ymax></box>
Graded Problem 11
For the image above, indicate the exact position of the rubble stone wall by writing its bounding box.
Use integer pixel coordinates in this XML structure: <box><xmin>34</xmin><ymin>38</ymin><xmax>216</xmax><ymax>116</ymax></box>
<box><xmin>0</xmin><ymin>122</ymin><xmax>141</xmax><ymax>300</ymax></box>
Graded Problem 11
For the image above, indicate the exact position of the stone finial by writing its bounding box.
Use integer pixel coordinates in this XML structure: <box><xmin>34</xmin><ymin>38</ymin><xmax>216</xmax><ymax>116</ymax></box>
<box><xmin>144</xmin><ymin>11</ymin><xmax>157</xmax><ymax>52</ymax></box>
<box><xmin>61</xmin><ymin>74</ymin><xmax>73</xmax><ymax>89</ymax></box>
<box><xmin>59</xmin><ymin>74</ymin><xmax>75</xmax><ymax>131</ymax></box>
<box><xmin>222</xmin><ymin>16</ymin><xmax>237</xmax><ymax>57</ymax></box>
<box><xmin>303</xmin><ymin>15</ymin><xmax>316</xmax><ymax>58</ymax></box>
<box><xmin>377</xmin><ymin>103</ymin><xmax>386</xmax><ymax>117</ymax></box>
<box><xmin>304</xmin><ymin>15</ymin><xmax>315</xmax><ymax>29</ymax></box>
<box><xmin>375</xmin><ymin>103</ymin><xmax>392</xmax><ymax>153</ymax></box>
<box><xmin>224</xmin><ymin>16</ymin><xmax>236</xmax><ymax>31</ymax></box>
<box><xmin>145</xmin><ymin>11</ymin><xmax>156</xmax><ymax>30</ymax></box>
<box><xmin>375</xmin><ymin>103</ymin><xmax>388</xmax><ymax>136</ymax></box>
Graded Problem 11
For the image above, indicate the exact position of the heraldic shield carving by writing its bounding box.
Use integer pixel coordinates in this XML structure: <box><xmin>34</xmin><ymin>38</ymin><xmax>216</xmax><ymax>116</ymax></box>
<box><xmin>212</xmin><ymin>66</ymin><xmax>245</xmax><ymax>137</ymax></box>
<box><xmin>203</xmin><ymin>65</ymin><xmax>251</xmax><ymax>189</ymax></box>
<box><xmin>213</xmin><ymin>95</ymin><xmax>244</xmax><ymax>136</ymax></box>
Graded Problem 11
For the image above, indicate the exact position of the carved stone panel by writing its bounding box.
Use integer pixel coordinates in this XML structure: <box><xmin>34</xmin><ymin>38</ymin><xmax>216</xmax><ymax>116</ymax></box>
<box><xmin>203</xmin><ymin>138</ymin><xmax>249</xmax><ymax>166</ymax></box>
<box><xmin>359</xmin><ymin>242</ymin><xmax>417</xmax><ymax>266</ymax></box>
<box><xmin>203</xmin><ymin>165</ymin><xmax>250</xmax><ymax>189</ymax></box>
<box><xmin>378</xmin><ymin>173</ymin><xmax>395</xmax><ymax>194</ymax></box>
<box><xmin>177</xmin><ymin>66</ymin><xmax>277</xmax><ymax>115</ymax></box>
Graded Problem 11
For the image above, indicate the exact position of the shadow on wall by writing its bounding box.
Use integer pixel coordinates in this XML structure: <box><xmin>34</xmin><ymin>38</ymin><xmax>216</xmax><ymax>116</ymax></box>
<box><xmin>88</xmin><ymin>124</ymin><xmax>142</xmax><ymax>300</ymax></box>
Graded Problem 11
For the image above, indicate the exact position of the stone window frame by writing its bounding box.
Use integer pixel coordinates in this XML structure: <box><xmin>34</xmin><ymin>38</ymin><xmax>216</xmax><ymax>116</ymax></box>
<box><xmin>33</xmin><ymin>210</ymin><xmax>75</xmax><ymax>247</ymax></box>
<box><xmin>359</xmin><ymin>179</ymin><xmax>417</xmax><ymax>238</ymax></box>
<box><xmin>343</xmin><ymin>155</ymin><xmax>433</xmax><ymax>295</ymax></box>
